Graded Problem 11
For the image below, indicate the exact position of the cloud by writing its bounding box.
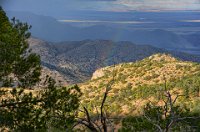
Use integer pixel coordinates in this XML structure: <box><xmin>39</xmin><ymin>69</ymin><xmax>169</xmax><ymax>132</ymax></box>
<box><xmin>2</xmin><ymin>0</ymin><xmax>200</xmax><ymax>15</ymax></box>
<box><xmin>111</xmin><ymin>0</ymin><xmax>200</xmax><ymax>11</ymax></box>
<box><xmin>181</xmin><ymin>20</ymin><xmax>200</xmax><ymax>22</ymax></box>
<box><xmin>70</xmin><ymin>0</ymin><xmax>200</xmax><ymax>12</ymax></box>
<box><xmin>58</xmin><ymin>19</ymin><xmax>154</xmax><ymax>24</ymax></box>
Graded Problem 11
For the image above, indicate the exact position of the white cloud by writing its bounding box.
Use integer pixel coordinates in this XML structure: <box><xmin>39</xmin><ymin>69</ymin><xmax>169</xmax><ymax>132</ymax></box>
<box><xmin>58</xmin><ymin>19</ymin><xmax>154</xmax><ymax>24</ymax></box>
<box><xmin>111</xmin><ymin>0</ymin><xmax>200</xmax><ymax>11</ymax></box>
<box><xmin>2</xmin><ymin>0</ymin><xmax>200</xmax><ymax>13</ymax></box>
<box><xmin>181</xmin><ymin>20</ymin><xmax>200</xmax><ymax>22</ymax></box>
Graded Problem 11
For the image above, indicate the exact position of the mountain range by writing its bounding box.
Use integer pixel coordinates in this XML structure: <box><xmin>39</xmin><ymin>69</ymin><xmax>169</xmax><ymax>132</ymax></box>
<box><xmin>6</xmin><ymin>11</ymin><xmax>200</xmax><ymax>55</ymax></box>
<box><xmin>9</xmin><ymin>10</ymin><xmax>200</xmax><ymax>85</ymax></box>
<box><xmin>29</xmin><ymin>38</ymin><xmax>200</xmax><ymax>85</ymax></box>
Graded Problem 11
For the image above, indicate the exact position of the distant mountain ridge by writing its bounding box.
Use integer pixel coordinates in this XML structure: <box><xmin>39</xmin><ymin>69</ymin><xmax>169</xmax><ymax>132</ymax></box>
<box><xmin>28</xmin><ymin>38</ymin><xmax>200</xmax><ymax>85</ymax></box>
<box><xmin>6</xmin><ymin>11</ymin><xmax>198</xmax><ymax>53</ymax></box>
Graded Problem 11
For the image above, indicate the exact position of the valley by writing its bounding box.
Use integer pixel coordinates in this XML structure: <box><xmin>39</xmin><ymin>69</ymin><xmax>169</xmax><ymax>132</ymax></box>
<box><xmin>6</xmin><ymin>11</ymin><xmax>200</xmax><ymax>55</ymax></box>
<box><xmin>28</xmin><ymin>38</ymin><xmax>200</xmax><ymax>85</ymax></box>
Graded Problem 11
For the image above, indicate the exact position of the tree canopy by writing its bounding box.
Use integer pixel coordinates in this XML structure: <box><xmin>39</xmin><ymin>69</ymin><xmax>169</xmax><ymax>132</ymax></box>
<box><xmin>0</xmin><ymin>6</ymin><xmax>41</xmax><ymax>88</ymax></box>
<box><xmin>0</xmin><ymin>7</ymin><xmax>82</xmax><ymax>131</ymax></box>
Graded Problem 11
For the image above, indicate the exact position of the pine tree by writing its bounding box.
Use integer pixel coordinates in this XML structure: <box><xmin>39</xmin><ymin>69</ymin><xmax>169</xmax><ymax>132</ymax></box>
<box><xmin>0</xmin><ymin>6</ymin><xmax>41</xmax><ymax>88</ymax></box>
<box><xmin>0</xmin><ymin>7</ymin><xmax>81</xmax><ymax>131</ymax></box>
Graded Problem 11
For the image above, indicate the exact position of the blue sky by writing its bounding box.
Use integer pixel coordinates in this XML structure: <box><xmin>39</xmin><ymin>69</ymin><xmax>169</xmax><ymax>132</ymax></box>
<box><xmin>1</xmin><ymin>0</ymin><xmax>200</xmax><ymax>13</ymax></box>
<box><xmin>1</xmin><ymin>0</ymin><xmax>200</xmax><ymax>22</ymax></box>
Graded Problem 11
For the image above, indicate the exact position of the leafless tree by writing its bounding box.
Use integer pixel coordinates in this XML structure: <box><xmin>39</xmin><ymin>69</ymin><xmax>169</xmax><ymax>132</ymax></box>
<box><xmin>73</xmin><ymin>65</ymin><xmax>116</xmax><ymax>132</ymax></box>
<box><xmin>143</xmin><ymin>80</ymin><xmax>200</xmax><ymax>132</ymax></box>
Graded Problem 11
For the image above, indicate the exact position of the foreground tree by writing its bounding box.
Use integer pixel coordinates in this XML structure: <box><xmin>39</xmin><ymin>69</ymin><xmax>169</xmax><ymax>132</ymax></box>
<box><xmin>74</xmin><ymin>85</ymin><xmax>111</xmax><ymax>132</ymax></box>
<box><xmin>0</xmin><ymin>6</ymin><xmax>41</xmax><ymax>88</ymax></box>
<box><xmin>0</xmin><ymin>77</ymin><xmax>82</xmax><ymax>131</ymax></box>
<box><xmin>73</xmin><ymin>70</ymin><xmax>117</xmax><ymax>132</ymax></box>
<box><xmin>0</xmin><ymin>7</ymin><xmax>82</xmax><ymax>131</ymax></box>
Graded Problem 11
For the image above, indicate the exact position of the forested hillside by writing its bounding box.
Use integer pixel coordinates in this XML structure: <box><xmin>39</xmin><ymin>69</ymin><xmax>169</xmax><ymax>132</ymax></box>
<box><xmin>29</xmin><ymin>38</ymin><xmax>200</xmax><ymax>85</ymax></box>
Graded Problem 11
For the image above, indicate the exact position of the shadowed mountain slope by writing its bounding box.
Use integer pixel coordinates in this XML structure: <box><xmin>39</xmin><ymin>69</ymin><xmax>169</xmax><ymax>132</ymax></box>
<box><xmin>29</xmin><ymin>38</ymin><xmax>200</xmax><ymax>84</ymax></box>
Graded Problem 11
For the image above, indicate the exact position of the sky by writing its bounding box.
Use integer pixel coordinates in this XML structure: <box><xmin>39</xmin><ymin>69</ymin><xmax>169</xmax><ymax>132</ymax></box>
<box><xmin>1</xmin><ymin>0</ymin><xmax>200</xmax><ymax>14</ymax></box>
<box><xmin>1</xmin><ymin>0</ymin><xmax>200</xmax><ymax>23</ymax></box>
<box><xmin>1</xmin><ymin>0</ymin><xmax>200</xmax><ymax>47</ymax></box>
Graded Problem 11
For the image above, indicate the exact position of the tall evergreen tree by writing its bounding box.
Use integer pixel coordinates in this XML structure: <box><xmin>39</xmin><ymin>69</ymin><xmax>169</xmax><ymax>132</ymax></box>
<box><xmin>0</xmin><ymin>7</ymin><xmax>82</xmax><ymax>131</ymax></box>
<box><xmin>0</xmin><ymin>6</ymin><xmax>41</xmax><ymax>88</ymax></box>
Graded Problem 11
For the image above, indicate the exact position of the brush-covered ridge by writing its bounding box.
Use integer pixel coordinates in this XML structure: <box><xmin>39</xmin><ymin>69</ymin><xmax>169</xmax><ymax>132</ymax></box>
<box><xmin>80</xmin><ymin>54</ymin><xmax>200</xmax><ymax>116</ymax></box>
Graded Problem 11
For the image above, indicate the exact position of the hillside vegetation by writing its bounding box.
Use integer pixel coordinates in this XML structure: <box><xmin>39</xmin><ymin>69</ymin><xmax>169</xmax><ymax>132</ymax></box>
<box><xmin>80</xmin><ymin>54</ymin><xmax>200</xmax><ymax>116</ymax></box>
<box><xmin>29</xmin><ymin>38</ymin><xmax>200</xmax><ymax>85</ymax></box>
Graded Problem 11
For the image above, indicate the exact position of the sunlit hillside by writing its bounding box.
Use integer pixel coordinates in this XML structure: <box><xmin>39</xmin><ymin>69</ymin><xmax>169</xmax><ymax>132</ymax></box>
<box><xmin>80</xmin><ymin>54</ymin><xmax>200</xmax><ymax>116</ymax></box>
<box><xmin>2</xmin><ymin>0</ymin><xmax>200</xmax><ymax>130</ymax></box>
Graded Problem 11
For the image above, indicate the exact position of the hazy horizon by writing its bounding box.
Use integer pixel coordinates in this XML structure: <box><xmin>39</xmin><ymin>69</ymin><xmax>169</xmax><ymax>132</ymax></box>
<box><xmin>1</xmin><ymin>0</ymin><xmax>200</xmax><ymax>55</ymax></box>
